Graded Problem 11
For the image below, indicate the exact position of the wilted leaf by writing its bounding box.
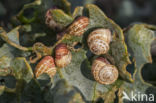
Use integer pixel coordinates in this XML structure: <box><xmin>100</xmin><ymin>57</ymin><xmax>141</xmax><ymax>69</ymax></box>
<box><xmin>122</xmin><ymin>24</ymin><xmax>156</xmax><ymax>102</ymax></box>
<box><xmin>125</xmin><ymin>24</ymin><xmax>156</xmax><ymax>80</ymax></box>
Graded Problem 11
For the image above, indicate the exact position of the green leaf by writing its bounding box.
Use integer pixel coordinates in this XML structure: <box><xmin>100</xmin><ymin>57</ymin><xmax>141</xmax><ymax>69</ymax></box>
<box><xmin>11</xmin><ymin>57</ymin><xmax>34</xmax><ymax>83</ymax></box>
<box><xmin>7</xmin><ymin>26</ymin><xmax>20</xmax><ymax>45</ymax></box>
<box><xmin>51</xmin><ymin>9</ymin><xmax>73</xmax><ymax>28</ymax></box>
<box><xmin>0</xmin><ymin>91</ymin><xmax>17</xmax><ymax>103</ymax></box>
<box><xmin>44</xmin><ymin>79</ymin><xmax>85</xmax><ymax>103</ymax></box>
<box><xmin>72</xmin><ymin>6</ymin><xmax>84</xmax><ymax>18</ymax></box>
<box><xmin>94</xmin><ymin>80</ymin><xmax>123</xmax><ymax>103</ymax></box>
<box><xmin>68</xmin><ymin>0</ymin><xmax>94</xmax><ymax>12</ymax></box>
<box><xmin>17</xmin><ymin>0</ymin><xmax>52</xmax><ymax>23</ymax></box>
<box><xmin>53</xmin><ymin>0</ymin><xmax>71</xmax><ymax>15</ymax></box>
<box><xmin>0</xmin><ymin>86</ymin><xmax>5</xmax><ymax>95</ymax></box>
<box><xmin>55</xmin><ymin>49</ymin><xmax>123</xmax><ymax>102</ymax></box>
<box><xmin>125</xmin><ymin>24</ymin><xmax>155</xmax><ymax>78</ymax></box>
<box><xmin>37</xmin><ymin>73</ymin><xmax>51</xmax><ymax>88</ymax></box>
<box><xmin>122</xmin><ymin>24</ymin><xmax>156</xmax><ymax>102</ymax></box>
<box><xmin>58</xmin><ymin>49</ymin><xmax>95</xmax><ymax>101</ymax></box>
<box><xmin>0</xmin><ymin>76</ymin><xmax>16</xmax><ymax>89</ymax></box>
<box><xmin>17</xmin><ymin>0</ymin><xmax>72</xmax><ymax>24</ymax></box>
<box><xmin>21</xmin><ymin>79</ymin><xmax>44</xmax><ymax>103</ymax></box>
<box><xmin>0</xmin><ymin>44</ymin><xmax>14</xmax><ymax>76</ymax></box>
<box><xmin>17</xmin><ymin>0</ymin><xmax>41</xmax><ymax>24</ymax></box>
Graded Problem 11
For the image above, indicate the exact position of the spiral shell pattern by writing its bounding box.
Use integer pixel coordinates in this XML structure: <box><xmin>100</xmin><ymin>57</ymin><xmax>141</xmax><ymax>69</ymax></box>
<box><xmin>87</xmin><ymin>28</ymin><xmax>112</xmax><ymax>55</ymax></box>
<box><xmin>67</xmin><ymin>16</ymin><xmax>89</xmax><ymax>36</ymax></box>
<box><xmin>55</xmin><ymin>43</ymin><xmax>72</xmax><ymax>68</ymax></box>
<box><xmin>35</xmin><ymin>56</ymin><xmax>57</xmax><ymax>78</ymax></box>
<box><xmin>92</xmin><ymin>57</ymin><xmax>118</xmax><ymax>85</ymax></box>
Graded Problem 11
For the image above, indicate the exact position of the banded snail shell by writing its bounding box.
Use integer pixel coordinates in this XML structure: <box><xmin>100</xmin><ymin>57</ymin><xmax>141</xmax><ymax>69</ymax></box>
<box><xmin>87</xmin><ymin>28</ymin><xmax>112</xmax><ymax>55</ymax></box>
<box><xmin>35</xmin><ymin>56</ymin><xmax>57</xmax><ymax>78</ymax></box>
<box><xmin>92</xmin><ymin>57</ymin><xmax>118</xmax><ymax>85</ymax></box>
<box><xmin>67</xmin><ymin>16</ymin><xmax>89</xmax><ymax>36</ymax></box>
<box><xmin>55</xmin><ymin>43</ymin><xmax>72</xmax><ymax>68</ymax></box>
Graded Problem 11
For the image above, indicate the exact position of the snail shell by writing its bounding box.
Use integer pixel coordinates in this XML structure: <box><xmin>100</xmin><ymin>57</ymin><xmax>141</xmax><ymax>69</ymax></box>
<box><xmin>92</xmin><ymin>57</ymin><xmax>118</xmax><ymax>85</ymax></box>
<box><xmin>45</xmin><ymin>9</ymin><xmax>63</xmax><ymax>31</ymax></box>
<box><xmin>87</xmin><ymin>28</ymin><xmax>112</xmax><ymax>55</ymax></box>
<box><xmin>67</xmin><ymin>16</ymin><xmax>89</xmax><ymax>36</ymax></box>
<box><xmin>55</xmin><ymin>43</ymin><xmax>72</xmax><ymax>68</ymax></box>
<box><xmin>35</xmin><ymin>56</ymin><xmax>57</xmax><ymax>78</ymax></box>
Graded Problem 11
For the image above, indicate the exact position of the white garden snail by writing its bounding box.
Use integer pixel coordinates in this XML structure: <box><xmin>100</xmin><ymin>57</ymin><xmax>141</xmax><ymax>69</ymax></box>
<box><xmin>55</xmin><ymin>43</ymin><xmax>72</xmax><ymax>68</ymax></box>
<box><xmin>92</xmin><ymin>57</ymin><xmax>118</xmax><ymax>85</ymax></box>
<box><xmin>66</xmin><ymin>16</ymin><xmax>89</xmax><ymax>36</ymax></box>
<box><xmin>87</xmin><ymin>28</ymin><xmax>112</xmax><ymax>55</ymax></box>
<box><xmin>35</xmin><ymin>56</ymin><xmax>57</xmax><ymax>78</ymax></box>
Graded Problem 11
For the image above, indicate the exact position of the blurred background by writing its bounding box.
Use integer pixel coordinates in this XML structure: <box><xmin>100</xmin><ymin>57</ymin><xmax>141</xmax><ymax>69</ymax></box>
<box><xmin>0</xmin><ymin>0</ymin><xmax>156</xmax><ymax>29</ymax></box>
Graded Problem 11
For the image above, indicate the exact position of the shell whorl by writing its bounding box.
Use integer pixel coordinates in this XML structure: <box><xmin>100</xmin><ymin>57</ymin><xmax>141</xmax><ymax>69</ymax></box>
<box><xmin>67</xmin><ymin>16</ymin><xmax>89</xmax><ymax>36</ymax></box>
<box><xmin>35</xmin><ymin>56</ymin><xmax>56</xmax><ymax>78</ymax></box>
<box><xmin>87</xmin><ymin>28</ymin><xmax>112</xmax><ymax>55</ymax></box>
<box><xmin>55</xmin><ymin>43</ymin><xmax>72</xmax><ymax>68</ymax></box>
<box><xmin>92</xmin><ymin>57</ymin><xmax>118</xmax><ymax>85</ymax></box>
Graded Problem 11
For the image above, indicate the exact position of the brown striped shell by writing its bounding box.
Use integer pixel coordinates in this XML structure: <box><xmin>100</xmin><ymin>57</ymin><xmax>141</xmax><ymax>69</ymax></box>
<box><xmin>67</xmin><ymin>16</ymin><xmax>89</xmax><ymax>36</ymax></box>
<box><xmin>92</xmin><ymin>57</ymin><xmax>118</xmax><ymax>85</ymax></box>
<box><xmin>35</xmin><ymin>56</ymin><xmax>57</xmax><ymax>78</ymax></box>
<box><xmin>87</xmin><ymin>28</ymin><xmax>112</xmax><ymax>55</ymax></box>
<box><xmin>55</xmin><ymin>43</ymin><xmax>72</xmax><ymax>68</ymax></box>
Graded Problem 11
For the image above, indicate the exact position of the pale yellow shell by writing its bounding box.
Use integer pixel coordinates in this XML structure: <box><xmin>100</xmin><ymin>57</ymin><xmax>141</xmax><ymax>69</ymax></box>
<box><xmin>87</xmin><ymin>28</ymin><xmax>112</xmax><ymax>55</ymax></box>
<box><xmin>92</xmin><ymin>57</ymin><xmax>118</xmax><ymax>85</ymax></box>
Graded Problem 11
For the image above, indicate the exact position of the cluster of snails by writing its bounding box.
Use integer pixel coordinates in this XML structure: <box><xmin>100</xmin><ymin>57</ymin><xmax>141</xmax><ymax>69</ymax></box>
<box><xmin>35</xmin><ymin>16</ymin><xmax>89</xmax><ymax>78</ymax></box>
<box><xmin>34</xmin><ymin>43</ymin><xmax>72</xmax><ymax>78</ymax></box>
<box><xmin>35</xmin><ymin>14</ymin><xmax>119</xmax><ymax>85</ymax></box>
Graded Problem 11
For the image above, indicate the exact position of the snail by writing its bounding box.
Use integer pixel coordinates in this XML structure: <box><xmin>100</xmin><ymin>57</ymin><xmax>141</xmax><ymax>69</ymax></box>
<box><xmin>66</xmin><ymin>16</ymin><xmax>89</xmax><ymax>36</ymax></box>
<box><xmin>55</xmin><ymin>43</ymin><xmax>72</xmax><ymax>68</ymax></box>
<box><xmin>35</xmin><ymin>56</ymin><xmax>57</xmax><ymax>78</ymax></box>
<box><xmin>87</xmin><ymin>28</ymin><xmax>112</xmax><ymax>55</ymax></box>
<box><xmin>45</xmin><ymin>8</ymin><xmax>63</xmax><ymax>31</ymax></box>
<box><xmin>92</xmin><ymin>57</ymin><xmax>118</xmax><ymax>85</ymax></box>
